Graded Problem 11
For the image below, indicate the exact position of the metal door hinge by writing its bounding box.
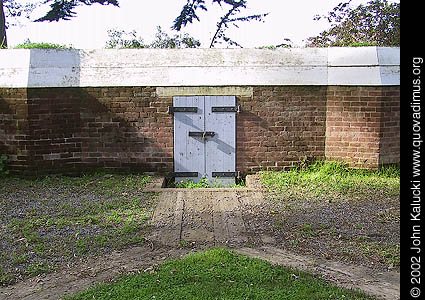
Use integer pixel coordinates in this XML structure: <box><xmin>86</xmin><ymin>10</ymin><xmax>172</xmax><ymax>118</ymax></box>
<box><xmin>170</xmin><ymin>172</ymin><xmax>199</xmax><ymax>177</ymax></box>
<box><xmin>212</xmin><ymin>172</ymin><xmax>237</xmax><ymax>177</ymax></box>
<box><xmin>211</xmin><ymin>105</ymin><xmax>241</xmax><ymax>113</ymax></box>
<box><xmin>168</xmin><ymin>106</ymin><xmax>198</xmax><ymax>114</ymax></box>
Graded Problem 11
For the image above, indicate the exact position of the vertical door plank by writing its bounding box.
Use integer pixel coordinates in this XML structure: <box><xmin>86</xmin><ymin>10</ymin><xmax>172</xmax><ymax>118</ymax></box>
<box><xmin>174</xmin><ymin>96</ymin><xmax>205</xmax><ymax>183</ymax></box>
<box><xmin>205</xmin><ymin>96</ymin><xmax>236</xmax><ymax>186</ymax></box>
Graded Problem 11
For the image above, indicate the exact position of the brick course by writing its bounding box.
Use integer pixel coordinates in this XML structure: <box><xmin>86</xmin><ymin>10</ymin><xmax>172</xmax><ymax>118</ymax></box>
<box><xmin>0</xmin><ymin>86</ymin><xmax>399</xmax><ymax>175</ymax></box>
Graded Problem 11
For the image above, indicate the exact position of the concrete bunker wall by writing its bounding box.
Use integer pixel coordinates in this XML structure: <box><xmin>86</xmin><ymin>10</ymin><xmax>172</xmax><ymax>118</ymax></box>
<box><xmin>0</xmin><ymin>48</ymin><xmax>400</xmax><ymax>175</ymax></box>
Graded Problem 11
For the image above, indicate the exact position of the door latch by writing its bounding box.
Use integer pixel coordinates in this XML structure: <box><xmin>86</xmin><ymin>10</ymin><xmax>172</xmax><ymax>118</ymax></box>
<box><xmin>188</xmin><ymin>131</ymin><xmax>215</xmax><ymax>140</ymax></box>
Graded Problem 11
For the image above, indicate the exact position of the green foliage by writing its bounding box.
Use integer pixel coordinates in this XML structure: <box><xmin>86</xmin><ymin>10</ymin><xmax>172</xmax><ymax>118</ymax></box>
<box><xmin>306</xmin><ymin>0</ymin><xmax>400</xmax><ymax>47</ymax></box>
<box><xmin>173</xmin><ymin>0</ymin><xmax>268</xmax><ymax>48</ymax></box>
<box><xmin>150</xmin><ymin>26</ymin><xmax>200</xmax><ymax>48</ymax></box>
<box><xmin>0</xmin><ymin>154</ymin><xmax>9</xmax><ymax>177</ymax></box>
<box><xmin>68</xmin><ymin>248</ymin><xmax>375</xmax><ymax>300</ymax></box>
<box><xmin>257</xmin><ymin>38</ymin><xmax>293</xmax><ymax>49</ymax></box>
<box><xmin>14</xmin><ymin>39</ymin><xmax>73</xmax><ymax>49</ymax></box>
<box><xmin>35</xmin><ymin>0</ymin><xmax>120</xmax><ymax>22</ymax></box>
<box><xmin>105</xmin><ymin>26</ymin><xmax>201</xmax><ymax>49</ymax></box>
<box><xmin>105</xmin><ymin>28</ymin><xmax>146</xmax><ymax>49</ymax></box>
<box><xmin>175</xmin><ymin>177</ymin><xmax>210</xmax><ymax>188</ymax></box>
<box><xmin>261</xmin><ymin>160</ymin><xmax>400</xmax><ymax>201</ymax></box>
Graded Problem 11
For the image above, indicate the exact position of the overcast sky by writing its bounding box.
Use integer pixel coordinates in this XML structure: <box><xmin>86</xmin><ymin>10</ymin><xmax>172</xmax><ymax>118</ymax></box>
<box><xmin>6</xmin><ymin>0</ymin><xmax>395</xmax><ymax>48</ymax></box>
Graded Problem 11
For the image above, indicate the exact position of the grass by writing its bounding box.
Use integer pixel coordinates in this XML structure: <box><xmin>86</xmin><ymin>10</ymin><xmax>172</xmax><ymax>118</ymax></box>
<box><xmin>0</xmin><ymin>172</ymin><xmax>155</xmax><ymax>285</ymax></box>
<box><xmin>170</xmin><ymin>177</ymin><xmax>246</xmax><ymax>188</ymax></box>
<box><xmin>260</xmin><ymin>160</ymin><xmax>400</xmax><ymax>270</ymax></box>
<box><xmin>68</xmin><ymin>248</ymin><xmax>376</xmax><ymax>300</ymax></box>
<box><xmin>261</xmin><ymin>160</ymin><xmax>400</xmax><ymax>202</ymax></box>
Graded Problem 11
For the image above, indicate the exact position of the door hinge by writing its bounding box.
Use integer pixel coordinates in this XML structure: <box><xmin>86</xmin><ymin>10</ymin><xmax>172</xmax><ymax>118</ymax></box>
<box><xmin>211</xmin><ymin>105</ymin><xmax>241</xmax><ymax>113</ymax></box>
<box><xmin>211</xmin><ymin>172</ymin><xmax>237</xmax><ymax>177</ymax></box>
<box><xmin>168</xmin><ymin>106</ymin><xmax>198</xmax><ymax>114</ymax></box>
<box><xmin>170</xmin><ymin>172</ymin><xmax>199</xmax><ymax>177</ymax></box>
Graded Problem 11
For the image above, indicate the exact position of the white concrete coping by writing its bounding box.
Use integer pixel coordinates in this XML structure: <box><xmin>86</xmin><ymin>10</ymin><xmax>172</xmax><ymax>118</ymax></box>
<box><xmin>0</xmin><ymin>47</ymin><xmax>399</xmax><ymax>88</ymax></box>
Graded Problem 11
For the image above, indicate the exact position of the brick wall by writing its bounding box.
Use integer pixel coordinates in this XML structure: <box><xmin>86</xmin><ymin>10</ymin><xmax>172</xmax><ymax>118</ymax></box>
<box><xmin>0</xmin><ymin>85</ymin><xmax>399</xmax><ymax>175</ymax></box>
<box><xmin>378</xmin><ymin>86</ymin><xmax>400</xmax><ymax>165</ymax></box>
<box><xmin>325</xmin><ymin>86</ymin><xmax>400</xmax><ymax>168</ymax></box>
<box><xmin>0</xmin><ymin>89</ymin><xmax>30</xmax><ymax>173</ymax></box>
<box><xmin>78</xmin><ymin>87</ymin><xmax>173</xmax><ymax>173</ymax></box>
<box><xmin>237</xmin><ymin>86</ymin><xmax>327</xmax><ymax>173</ymax></box>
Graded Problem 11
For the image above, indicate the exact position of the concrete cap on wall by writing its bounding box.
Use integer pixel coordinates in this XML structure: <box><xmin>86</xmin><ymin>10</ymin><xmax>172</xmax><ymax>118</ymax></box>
<box><xmin>0</xmin><ymin>47</ymin><xmax>400</xmax><ymax>88</ymax></box>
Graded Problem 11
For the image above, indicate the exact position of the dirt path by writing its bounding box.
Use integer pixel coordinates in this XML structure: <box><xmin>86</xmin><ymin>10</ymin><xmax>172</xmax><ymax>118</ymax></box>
<box><xmin>0</xmin><ymin>180</ymin><xmax>400</xmax><ymax>300</ymax></box>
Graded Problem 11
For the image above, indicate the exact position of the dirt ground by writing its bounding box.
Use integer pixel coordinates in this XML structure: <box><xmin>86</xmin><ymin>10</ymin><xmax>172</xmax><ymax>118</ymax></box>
<box><xmin>0</xmin><ymin>175</ymin><xmax>400</xmax><ymax>300</ymax></box>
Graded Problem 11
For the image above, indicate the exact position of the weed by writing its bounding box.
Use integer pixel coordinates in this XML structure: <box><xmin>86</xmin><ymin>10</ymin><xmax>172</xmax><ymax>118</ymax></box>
<box><xmin>75</xmin><ymin>238</ymin><xmax>90</xmax><ymax>255</ymax></box>
<box><xmin>178</xmin><ymin>239</ymin><xmax>193</xmax><ymax>248</ymax></box>
<box><xmin>10</xmin><ymin>253</ymin><xmax>29</xmax><ymax>266</ymax></box>
<box><xmin>26</xmin><ymin>262</ymin><xmax>49</xmax><ymax>276</ymax></box>
<box><xmin>359</xmin><ymin>242</ymin><xmax>400</xmax><ymax>268</ymax></box>
<box><xmin>175</xmin><ymin>177</ymin><xmax>210</xmax><ymax>188</ymax></box>
<box><xmin>298</xmin><ymin>223</ymin><xmax>319</xmax><ymax>237</ymax></box>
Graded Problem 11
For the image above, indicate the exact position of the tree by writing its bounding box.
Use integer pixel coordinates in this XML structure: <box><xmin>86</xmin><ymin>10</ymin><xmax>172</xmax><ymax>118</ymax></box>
<box><xmin>1</xmin><ymin>0</ymin><xmax>119</xmax><ymax>48</ymax></box>
<box><xmin>105</xmin><ymin>28</ymin><xmax>146</xmax><ymax>49</ymax></box>
<box><xmin>306</xmin><ymin>0</ymin><xmax>400</xmax><ymax>47</ymax></box>
<box><xmin>0</xmin><ymin>0</ymin><xmax>6</xmax><ymax>47</ymax></box>
<box><xmin>172</xmin><ymin>0</ymin><xmax>268</xmax><ymax>48</ymax></box>
<box><xmin>105</xmin><ymin>26</ymin><xmax>201</xmax><ymax>49</ymax></box>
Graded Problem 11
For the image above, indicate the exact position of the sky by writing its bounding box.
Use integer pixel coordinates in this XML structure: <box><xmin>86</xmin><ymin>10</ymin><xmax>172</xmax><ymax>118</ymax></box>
<box><xmin>5</xmin><ymin>0</ymin><xmax>392</xmax><ymax>49</ymax></box>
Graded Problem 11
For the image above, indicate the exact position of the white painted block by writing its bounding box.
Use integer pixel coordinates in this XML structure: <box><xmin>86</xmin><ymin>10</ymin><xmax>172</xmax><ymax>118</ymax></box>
<box><xmin>377</xmin><ymin>47</ymin><xmax>400</xmax><ymax>65</ymax></box>
<box><xmin>0</xmin><ymin>50</ymin><xmax>30</xmax><ymax>87</ymax></box>
<box><xmin>328</xmin><ymin>66</ymin><xmax>382</xmax><ymax>85</ymax></box>
<box><xmin>379</xmin><ymin>66</ymin><xmax>401</xmax><ymax>85</ymax></box>
<box><xmin>328</xmin><ymin>47</ymin><xmax>379</xmax><ymax>66</ymax></box>
<box><xmin>28</xmin><ymin>49</ymin><xmax>80</xmax><ymax>68</ymax></box>
<box><xmin>28</xmin><ymin>67</ymin><xmax>80</xmax><ymax>87</ymax></box>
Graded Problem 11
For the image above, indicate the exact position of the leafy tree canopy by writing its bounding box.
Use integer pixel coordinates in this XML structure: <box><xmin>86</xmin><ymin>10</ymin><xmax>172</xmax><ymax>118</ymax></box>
<box><xmin>35</xmin><ymin>0</ymin><xmax>119</xmax><ymax>22</ymax></box>
<box><xmin>106</xmin><ymin>26</ymin><xmax>201</xmax><ymax>49</ymax></box>
<box><xmin>306</xmin><ymin>0</ymin><xmax>400</xmax><ymax>47</ymax></box>
<box><xmin>172</xmin><ymin>0</ymin><xmax>268</xmax><ymax>48</ymax></box>
<box><xmin>1</xmin><ymin>0</ymin><xmax>119</xmax><ymax>47</ymax></box>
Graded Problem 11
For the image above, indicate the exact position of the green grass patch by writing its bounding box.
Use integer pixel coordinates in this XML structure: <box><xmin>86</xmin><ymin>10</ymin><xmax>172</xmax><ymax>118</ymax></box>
<box><xmin>68</xmin><ymin>248</ymin><xmax>375</xmax><ymax>300</ymax></box>
<box><xmin>0</xmin><ymin>172</ymin><xmax>155</xmax><ymax>285</ymax></box>
<box><xmin>261</xmin><ymin>161</ymin><xmax>399</xmax><ymax>202</ymax></box>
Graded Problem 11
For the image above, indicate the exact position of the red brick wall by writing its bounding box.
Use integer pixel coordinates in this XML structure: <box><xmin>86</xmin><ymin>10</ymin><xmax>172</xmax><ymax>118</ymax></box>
<box><xmin>78</xmin><ymin>87</ymin><xmax>173</xmax><ymax>173</ymax></box>
<box><xmin>0</xmin><ymin>86</ymin><xmax>399</xmax><ymax>175</ymax></box>
<box><xmin>237</xmin><ymin>86</ymin><xmax>327</xmax><ymax>172</ymax></box>
<box><xmin>0</xmin><ymin>89</ymin><xmax>30</xmax><ymax>173</ymax></box>
<box><xmin>25</xmin><ymin>88</ymin><xmax>82</xmax><ymax>174</ymax></box>
<box><xmin>325</xmin><ymin>86</ymin><xmax>400</xmax><ymax>168</ymax></box>
<box><xmin>378</xmin><ymin>86</ymin><xmax>400</xmax><ymax>165</ymax></box>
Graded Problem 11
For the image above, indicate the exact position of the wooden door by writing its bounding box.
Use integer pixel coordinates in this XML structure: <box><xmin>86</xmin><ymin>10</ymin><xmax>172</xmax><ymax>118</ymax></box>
<box><xmin>173</xmin><ymin>96</ymin><xmax>236</xmax><ymax>186</ymax></box>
